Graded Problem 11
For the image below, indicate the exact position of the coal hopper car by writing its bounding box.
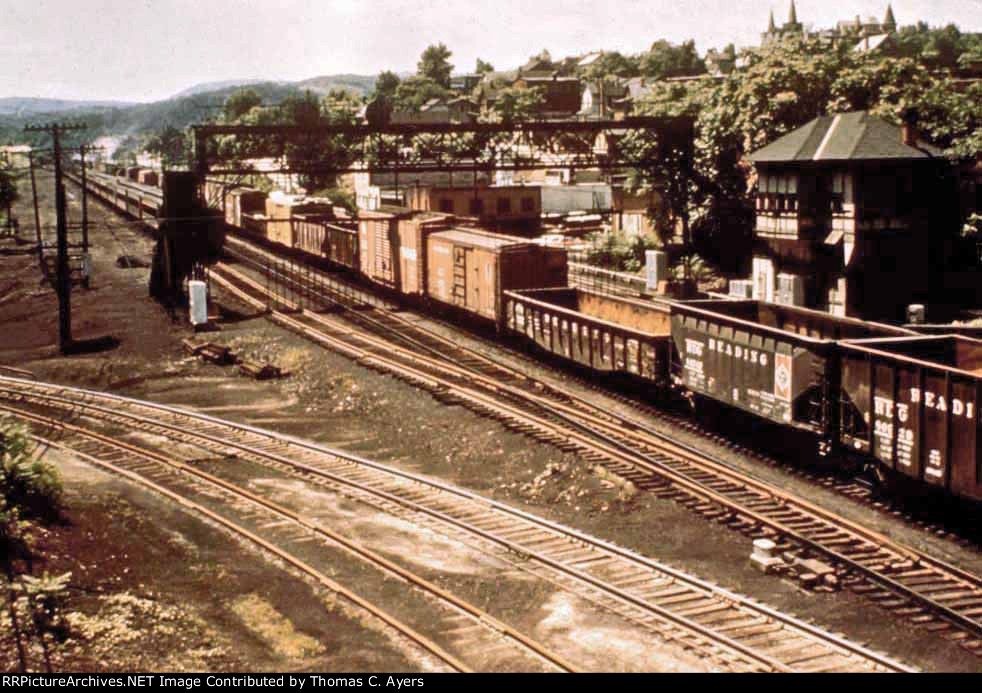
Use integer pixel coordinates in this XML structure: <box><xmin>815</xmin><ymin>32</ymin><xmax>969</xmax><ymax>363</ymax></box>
<box><xmin>668</xmin><ymin>299</ymin><xmax>915</xmax><ymax>434</ymax></box>
<box><xmin>839</xmin><ymin>335</ymin><xmax>982</xmax><ymax>502</ymax></box>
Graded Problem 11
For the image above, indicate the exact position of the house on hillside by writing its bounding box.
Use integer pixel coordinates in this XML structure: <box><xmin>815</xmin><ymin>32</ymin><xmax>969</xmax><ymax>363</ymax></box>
<box><xmin>579</xmin><ymin>81</ymin><xmax>628</xmax><ymax>119</ymax></box>
<box><xmin>391</xmin><ymin>96</ymin><xmax>477</xmax><ymax>125</ymax></box>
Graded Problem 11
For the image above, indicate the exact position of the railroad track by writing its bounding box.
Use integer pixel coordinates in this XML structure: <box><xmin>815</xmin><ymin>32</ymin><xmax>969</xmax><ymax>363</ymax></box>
<box><xmin>2</xmin><ymin>393</ymin><xmax>575</xmax><ymax>673</ymax></box>
<box><xmin>211</xmin><ymin>245</ymin><xmax>982</xmax><ymax>655</ymax></box>
<box><xmin>0</xmin><ymin>376</ymin><xmax>911</xmax><ymax>672</ymax></box>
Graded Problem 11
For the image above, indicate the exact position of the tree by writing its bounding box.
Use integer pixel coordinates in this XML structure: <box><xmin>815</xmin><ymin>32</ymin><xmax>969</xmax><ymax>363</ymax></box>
<box><xmin>145</xmin><ymin>126</ymin><xmax>190</xmax><ymax>168</ymax></box>
<box><xmin>482</xmin><ymin>86</ymin><xmax>544</xmax><ymax>124</ymax></box>
<box><xmin>418</xmin><ymin>43</ymin><xmax>454</xmax><ymax>87</ymax></box>
<box><xmin>223</xmin><ymin>88</ymin><xmax>263</xmax><ymax>122</ymax></box>
<box><xmin>641</xmin><ymin>40</ymin><xmax>706</xmax><ymax>80</ymax></box>
<box><xmin>277</xmin><ymin>90</ymin><xmax>358</xmax><ymax>191</ymax></box>
<box><xmin>393</xmin><ymin>76</ymin><xmax>452</xmax><ymax>112</ymax></box>
<box><xmin>372</xmin><ymin>71</ymin><xmax>401</xmax><ymax>101</ymax></box>
<box><xmin>582</xmin><ymin>51</ymin><xmax>640</xmax><ymax>81</ymax></box>
<box><xmin>475</xmin><ymin>58</ymin><xmax>494</xmax><ymax>74</ymax></box>
<box><xmin>1</xmin><ymin>420</ymin><xmax>65</xmax><ymax>672</ymax></box>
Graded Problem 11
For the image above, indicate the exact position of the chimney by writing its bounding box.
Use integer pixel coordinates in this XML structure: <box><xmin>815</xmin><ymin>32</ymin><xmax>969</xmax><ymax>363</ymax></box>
<box><xmin>901</xmin><ymin>122</ymin><xmax>917</xmax><ymax>146</ymax></box>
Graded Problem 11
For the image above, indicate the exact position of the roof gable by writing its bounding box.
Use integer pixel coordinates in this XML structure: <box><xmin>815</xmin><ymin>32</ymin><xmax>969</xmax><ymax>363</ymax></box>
<box><xmin>748</xmin><ymin>111</ymin><xmax>943</xmax><ymax>163</ymax></box>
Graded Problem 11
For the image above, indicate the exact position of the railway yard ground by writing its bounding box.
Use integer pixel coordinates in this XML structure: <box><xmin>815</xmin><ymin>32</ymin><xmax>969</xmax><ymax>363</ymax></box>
<box><xmin>3</xmin><ymin>174</ymin><xmax>982</xmax><ymax>672</ymax></box>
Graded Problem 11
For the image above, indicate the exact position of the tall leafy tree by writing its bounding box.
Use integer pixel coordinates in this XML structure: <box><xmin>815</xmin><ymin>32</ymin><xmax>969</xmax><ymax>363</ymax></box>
<box><xmin>223</xmin><ymin>88</ymin><xmax>263</xmax><ymax>121</ymax></box>
<box><xmin>640</xmin><ymin>40</ymin><xmax>706</xmax><ymax>80</ymax></box>
<box><xmin>145</xmin><ymin>126</ymin><xmax>190</xmax><ymax>168</ymax></box>
<box><xmin>475</xmin><ymin>58</ymin><xmax>494</xmax><ymax>74</ymax></box>
<box><xmin>417</xmin><ymin>43</ymin><xmax>454</xmax><ymax>87</ymax></box>
<box><xmin>372</xmin><ymin>71</ymin><xmax>401</xmax><ymax>101</ymax></box>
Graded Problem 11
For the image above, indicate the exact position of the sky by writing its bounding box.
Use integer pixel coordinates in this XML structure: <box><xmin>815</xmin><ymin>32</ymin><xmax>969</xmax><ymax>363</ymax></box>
<box><xmin>1</xmin><ymin>0</ymin><xmax>980</xmax><ymax>103</ymax></box>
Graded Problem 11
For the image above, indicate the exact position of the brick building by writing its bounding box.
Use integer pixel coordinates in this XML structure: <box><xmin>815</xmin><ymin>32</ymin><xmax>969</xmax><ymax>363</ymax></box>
<box><xmin>406</xmin><ymin>184</ymin><xmax>542</xmax><ymax>232</ymax></box>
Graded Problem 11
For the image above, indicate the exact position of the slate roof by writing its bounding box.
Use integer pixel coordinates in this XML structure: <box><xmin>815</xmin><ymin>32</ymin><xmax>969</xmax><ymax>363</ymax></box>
<box><xmin>748</xmin><ymin>111</ymin><xmax>943</xmax><ymax>163</ymax></box>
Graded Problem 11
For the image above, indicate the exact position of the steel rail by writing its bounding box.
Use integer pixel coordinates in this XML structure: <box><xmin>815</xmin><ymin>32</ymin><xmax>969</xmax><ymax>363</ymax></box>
<box><xmin>18</xmin><ymin>429</ymin><xmax>470</xmax><ymax>673</ymax></box>
<box><xmin>0</xmin><ymin>377</ymin><xmax>912</xmax><ymax>672</ymax></box>
<box><xmin>4</xmin><ymin>402</ymin><xmax>578</xmax><ymax>674</ymax></box>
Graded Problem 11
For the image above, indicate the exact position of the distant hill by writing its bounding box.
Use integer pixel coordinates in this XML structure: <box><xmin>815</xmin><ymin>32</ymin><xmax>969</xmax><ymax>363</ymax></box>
<box><xmin>295</xmin><ymin>73</ymin><xmax>377</xmax><ymax>96</ymax></box>
<box><xmin>0</xmin><ymin>97</ymin><xmax>137</xmax><ymax>116</ymax></box>
<box><xmin>0</xmin><ymin>74</ymin><xmax>381</xmax><ymax>145</ymax></box>
<box><xmin>170</xmin><ymin>79</ymin><xmax>272</xmax><ymax>100</ymax></box>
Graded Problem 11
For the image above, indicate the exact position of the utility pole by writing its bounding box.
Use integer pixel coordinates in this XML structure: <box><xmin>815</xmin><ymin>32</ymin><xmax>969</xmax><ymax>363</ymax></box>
<box><xmin>79</xmin><ymin>143</ymin><xmax>91</xmax><ymax>288</ymax></box>
<box><xmin>80</xmin><ymin>143</ymin><xmax>89</xmax><ymax>252</ymax></box>
<box><xmin>28</xmin><ymin>150</ymin><xmax>42</xmax><ymax>260</ymax></box>
<box><xmin>24</xmin><ymin>122</ymin><xmax>87</xmax><ymax>353</ymax></box>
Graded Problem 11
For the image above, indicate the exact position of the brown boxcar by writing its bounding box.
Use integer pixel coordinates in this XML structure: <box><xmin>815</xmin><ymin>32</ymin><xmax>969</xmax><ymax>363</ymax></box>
<box><xmin>504</xmin><ymin>287</ymin><xmax>671</xmax><ymax>381</ymax></box>
<box><xmin>669</xmin><ymin>300</ymin><xmax>913</xmax><ymax>432</ymax></box>
<box><xmin>358</xmin><ymin>207</ymin><xmax>452</xmax><ymax>294</ymax></box>
<box><xmin>358</xmin><ymin>206</ymin><xmax>410</xmax><ymax>288</ymax></box>
<box><xmin>293</xmin><ymin>216</ymin><xmax>359</xmax><ymax>271</ymax></box>
<box><xmin>839</xmin><ymin>335</ymin><xmax>982</xmax><ymax>501</ymax></box>
<box><xmin>426</xmin><ymin>228</ymin><xmax>568</xmax><ymax>323</ymax></box>
<box><xmin>265</xmin><ymin>194</ymin><xmax>334</xmax><ymax>247</ymax></box>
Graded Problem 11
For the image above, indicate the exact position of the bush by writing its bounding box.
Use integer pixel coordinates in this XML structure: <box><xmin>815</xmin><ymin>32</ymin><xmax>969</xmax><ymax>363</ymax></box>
<box><xmin>671</xmin><ymin>254</ymin><xmax>726</xmax><ymax>290</ymax></box>
<box><xmin>0</xmin><ymin>420</ymin><xmax>63</xmax><ymax>523</ymax></box>
<box><xmin>585</xmin><ymin>233</ymin><xmax>660</xmax><ymax>273</ymax></box>
<box><xmin>309</xmin><ymin>187</ymin><xmax>357</xmax><ymax>214</ymax></box>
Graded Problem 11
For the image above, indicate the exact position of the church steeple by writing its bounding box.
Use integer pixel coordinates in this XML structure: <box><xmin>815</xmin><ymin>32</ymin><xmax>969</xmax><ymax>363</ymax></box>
<box><xmin>884</xmin><ymin>4</ymin><xmax>897</xmax><ymax>30</ymax></box>
<box><xmin>768</xmin><ymin>9</ymin><xmax>776</xmax><ymax>32</ymax></box>
<box><xmin>788</xmin><ymin>0</ymin><xmax>798</xmax><ymax>25</ymax></box>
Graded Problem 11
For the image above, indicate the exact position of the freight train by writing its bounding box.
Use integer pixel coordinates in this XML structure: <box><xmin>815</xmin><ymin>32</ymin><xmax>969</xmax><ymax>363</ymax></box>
<box><xmin>82</xmin><ymin>169</ymin><xmax>982</xmax><ymax>504</ymax></box>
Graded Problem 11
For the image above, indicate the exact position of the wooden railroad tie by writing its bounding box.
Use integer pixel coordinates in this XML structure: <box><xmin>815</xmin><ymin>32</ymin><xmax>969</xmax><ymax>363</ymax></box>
<box><xmin>182</xmin><ymin>339</ymin><xmax>287</xmax><ymax>379</ymax></box>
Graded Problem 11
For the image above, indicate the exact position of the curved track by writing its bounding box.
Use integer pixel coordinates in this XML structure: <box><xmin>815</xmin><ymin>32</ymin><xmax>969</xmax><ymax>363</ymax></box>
<box><xmin>0</xmin><ymin>376</ymin><xmax>911</xmax><ymax>672</ymax></box>
<box><xmin>2</xmin><ymin>391</ymin><xmax>574</xmax><ymax>673</ymax></box>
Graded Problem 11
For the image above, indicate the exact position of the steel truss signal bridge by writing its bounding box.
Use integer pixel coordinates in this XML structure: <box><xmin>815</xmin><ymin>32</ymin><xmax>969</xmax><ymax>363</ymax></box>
<box><xmin>191</xmin><ymin>116</ymin><xmax>694</xmax><ymax>178</ymax></box>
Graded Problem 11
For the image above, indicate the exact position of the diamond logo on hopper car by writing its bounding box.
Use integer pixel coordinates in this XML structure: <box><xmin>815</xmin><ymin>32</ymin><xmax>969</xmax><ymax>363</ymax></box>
<box><xmin>774</xmin><ymin>354</ymin><xmax>792</xmax><ymax>402</ymax></box>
